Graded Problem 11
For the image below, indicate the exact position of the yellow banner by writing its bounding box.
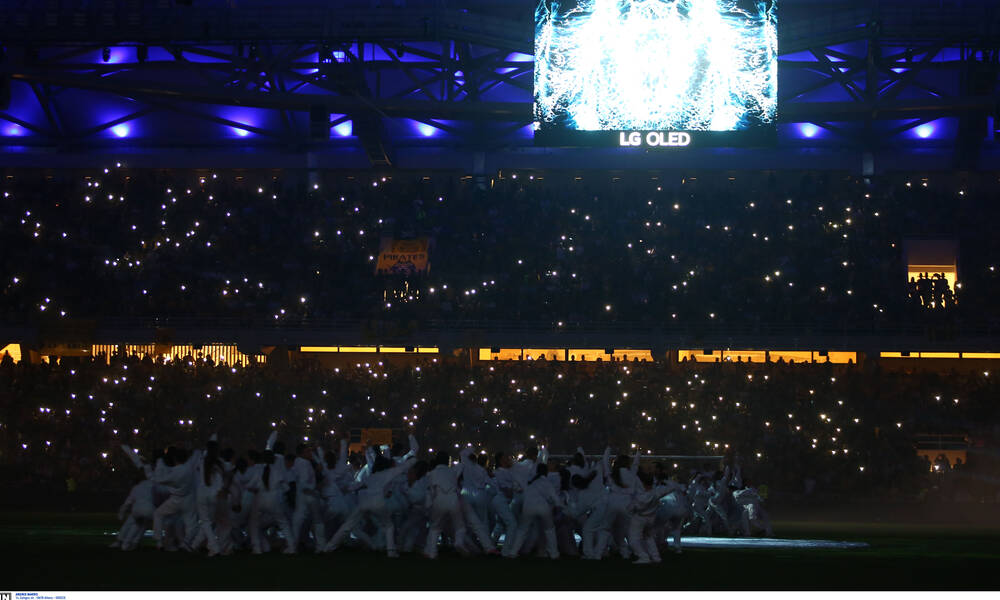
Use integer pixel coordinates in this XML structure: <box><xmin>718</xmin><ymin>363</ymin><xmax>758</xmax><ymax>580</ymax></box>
<box><xmin>376</xmin><ymin>238</ymin><xmax>430</xmax><ymax>275</ymax></box>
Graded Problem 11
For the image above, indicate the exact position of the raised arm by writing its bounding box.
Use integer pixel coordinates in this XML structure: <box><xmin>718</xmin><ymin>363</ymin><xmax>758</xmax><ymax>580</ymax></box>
<box><xmin>380</xmin><ymin>457</ymin><xmax>417</xmax><ymax>492</ymax></box>
<box><xmin>336</xmin><ymin>438</ymin><xmax>349</xmax><ymax>472</ymax></box>
<box><xmin>401</xmin><ymin>434</ymin><xmax>419</xmax><ymax>461</ymax></box>
<box><xmin>602</xmin><ymin>446</ymin><xmax>612</xmax><ymax>480</ymax></box>
<box><xmin>265</xmin><ymin>430</ymin><xmax>277</xmax><ymax>451</ymax></box>
<box><xmin>121</xmin><ymin>444</ymin><xmax>153</xmax><ymax>477</ymax></box>
<box><xmin>121</xmin><ymin>444</ymin><xmax>144</xmax><ymax>469</ymax></box>
<box><xmin>365</xmin><ymin>446</ymin><xmax>375</xmax><ymax>471</ymax></box>
<box><xmin>631</xmin><ymin>448</ymin><xmax>641</xmax><ymax>475</ymax></box>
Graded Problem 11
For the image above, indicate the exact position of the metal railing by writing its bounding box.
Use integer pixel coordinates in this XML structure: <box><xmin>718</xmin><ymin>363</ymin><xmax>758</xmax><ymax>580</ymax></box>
<box><xmin>0</xmin><ymin>4</ymin><xmax>533</xmax><ymax>51</ymax></box>
<box><xmin>5</xmin><ymin>314</ymin><xmax>994</xmax><ymax>335</ymax></box>
<box><xmin>548</xmin><ymin>454</ymin><xmax>723</xmax><ymax>462</ymax></box>
<box><xmin>2</xmin><ymin>1</ymin><xmax>996</xmax><ymax>49</ymax></box>
<box><xmin>5</xmin><ymin>314</ymin><xmax>1000</xmax><ymax>352</ymax></box>
<box><xmin>915</xmin><ymin>433</ymin><xmax>970</xmax><ymax>451</ymax></box>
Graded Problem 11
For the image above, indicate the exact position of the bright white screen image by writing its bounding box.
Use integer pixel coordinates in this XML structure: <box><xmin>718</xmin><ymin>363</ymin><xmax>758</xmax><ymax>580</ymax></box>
<box><xmin>534</xmin><ymin>0</ymin><xmax>778</xmax><ymax>133</ymax></box>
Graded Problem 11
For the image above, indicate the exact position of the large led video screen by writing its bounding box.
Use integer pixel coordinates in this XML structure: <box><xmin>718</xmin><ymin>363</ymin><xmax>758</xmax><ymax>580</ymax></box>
<box><xmin>534</xmin><ymin>0</ymin><xmax>778</xmax><ymax>147</ymax></box>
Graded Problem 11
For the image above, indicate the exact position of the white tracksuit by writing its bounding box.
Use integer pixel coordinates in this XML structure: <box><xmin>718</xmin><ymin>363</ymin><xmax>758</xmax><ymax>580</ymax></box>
<box><xmin>569</xmin><ymin>452</ymin><xmax>610</xmax><ymax>559</ymax></box>
<box><xmin>230</xmin><ymin>463</ymin><xmax>261</xmax><ymax>548</ymax></box>
<box><xmin>628</xmin><ymin>481</ymin><xmax>684</xmax><ymax>563</ymax></box>
<box><xmin>385</xmin><ymin>436</ymin><xmax>420</xmax><ymax>546</ymax></box>
<box><xmin>324</xmin><ymin>458</ymin><xmax>415</xmax><ymax>555</ymax></box>
<box><xmin>191</xmin><ymin>462</ymin><xmax>224</xmax><ymax>555</ymax></box>
<box><xmin>708</xmin><ymin>472</ymin><xmax>738</xmax><ymax>535</ymax></box>
<box><xmin>734</xmin><ymin>487</ymin><xmax>773</xmax><ymax>536</ymax></box>
<box><xmin>687</xmin><ymin>478</ymin><xmax>713</xmax><ymax>535</ymax></box>
<box><xmin>653</xmin><ymin>485</ymin><xmax>690</xmax><ymax>553</ymax></box>
<box><xmin>423</xmin><ymin>461</ymin><xmax>474</xmax><ymax>558</ymax></box>
<box><xmin>318</xmin><ymin>440</ymin><xmax>352</xmax><ymax>533</ymax></box>
<box><xmin>504</xmin><ymin>474</ymin><xmax>561</xmax><ymax>559</ymax></box>
<box><xmin>250</xmin><ymin>462</ymin><xmax>295</xmax><ymax>554</ymax></box>
<box><xmin>116</xmin><ymin>479</ymin><xmax>155</xmax><ymax>550</ymax></box>
<box><xmin>507</xmin><ymin>446</ymin><xmax>547</xmax><ymax>522</ymax></box>
<box><xmin>458</xmin><ymin>448</ymin><xmax>495</xmax><ymax>553</ymax></box>
<box><xmin>152</xmin><ymin>451</ymin><xmax>198</xmax><ymax>549</ymax></box>
<box><xmin>595</xmin><ymin>451</ymin><xmax>640</xmax><ymax>559</ymax></box>
<box><xmin>211</xmin><ymin>460</ymin><xmax>239</xmax><ymax>553</ymax></box>
<box><xmin>552</xmin><ymin>475</ymin><xmax>580</xmax><ymax>557</ymax></box>
<box><xmin>399</xmin><ymin>476</ymin><xmax>429</xmax><ymax>553</ymax></box>
<box><xmin>489</xmin><ymin>466</ymin><xmax>518</xmax><ymax>543</ymax></box>
<box><xmin>290</xmin><ymin>456</ymin><xmax>326</xmax><ymax>552</ymax></box>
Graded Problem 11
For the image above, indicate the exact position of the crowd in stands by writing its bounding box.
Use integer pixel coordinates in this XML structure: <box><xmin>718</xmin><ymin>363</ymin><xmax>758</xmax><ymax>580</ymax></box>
<box><xmin>1</xmin><ymin>167</ymin><xmax>999</xmax><ymax>330</ymax></box>
<box><xmin>3</xmin><ymin>350</ymin><xmax>997</xmax><ymax>504</ymax></box>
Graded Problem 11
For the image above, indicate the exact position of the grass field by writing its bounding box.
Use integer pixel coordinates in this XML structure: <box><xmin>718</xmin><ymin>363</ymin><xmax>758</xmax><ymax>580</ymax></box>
<box><xmin>2</xmin><ymin>512</ymin><xmax>999</xmax><ymax>590</ymax></box>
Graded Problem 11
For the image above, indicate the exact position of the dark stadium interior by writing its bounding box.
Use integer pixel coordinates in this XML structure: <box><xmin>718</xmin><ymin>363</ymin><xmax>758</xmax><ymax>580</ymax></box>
<box><xmin>1</xmin><ymin>0</ymin><xmax>1000</xmax><ymax>591</ymax></box>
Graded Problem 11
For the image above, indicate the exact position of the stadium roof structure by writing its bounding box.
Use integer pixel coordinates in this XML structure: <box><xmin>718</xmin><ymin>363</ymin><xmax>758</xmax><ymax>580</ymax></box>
<box><xmin>0</xmin><ymin>0</ymin><xmax>998</xmax><ymax>171</ymax></box>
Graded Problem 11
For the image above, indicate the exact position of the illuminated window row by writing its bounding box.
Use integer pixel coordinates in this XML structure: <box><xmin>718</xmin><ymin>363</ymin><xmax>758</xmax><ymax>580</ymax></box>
<box><xmin>299</xmin><ymin>346</ymin><xmax>439</xmax><ymax>354</ymax></box>
<box><xmin>478</xmin><ymin>348</ymin><xmax>654</xmax><ymax>362</ymax></box>
<box><xmin>477</xmin><ymin>348</ymin><xmax>858</xmax><ymax>363</ymax></box>
<box><xmin>880</xmin><ymin>351</ymin><xmax>1000</xmax><ymax>359</ymax></box>
<box><xmin>5</xmin><ymin>343</ymin><xmax>1000</xmax><ymax>366</ymax></box>
<box><xmin>89</xmin><ymin>344</ymin><xmax>266</xmax><ymax>366</ymax></box>
<box><xmin>678</xmin><ymin>350</ymin><xmax>857</xmax><ymax>364</ymax></box>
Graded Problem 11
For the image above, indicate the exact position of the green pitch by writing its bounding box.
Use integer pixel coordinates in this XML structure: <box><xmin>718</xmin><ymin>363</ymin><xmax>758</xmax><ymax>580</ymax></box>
<box><xmin>2</xmin><ymin>512</ymin><xmax>998</xmax><ymax>590</ymax></box>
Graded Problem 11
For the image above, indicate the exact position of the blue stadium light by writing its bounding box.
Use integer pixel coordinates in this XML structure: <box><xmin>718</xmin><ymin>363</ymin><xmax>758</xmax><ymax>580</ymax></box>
<box><xmin>301</xmin><ymin>52</ymin><xmax>321</xmax><ymax>74</ymax></box>
<box><xmin>98</xmin><ymin>47</ymin><xmax>127</xmax><ymax>65</ymax></box>
<box><xmin>111</xmin><ymin>124</ymin><xmax>130</xmax><ymax>138</ymax></box>
<box><xmin>514</xmin><ymin>124</ymin><xmax>534</xmax><ymax>139</ymax></box>
<box><xmin>506</xmin><ymin>52</ymin><xmax>533</xmax><ymax>63</ymax></box>
<box><xmin>414</xmin><ymin>121</ymin><xmax>439</xmax><ymax>137</ymax></box>
<box><xmin>333</xmin><ymin>121</ymin><xmax>353</xmax><ymax>137</ymax></box>
<box><xmin>499</xmin><ymin>52</ymin><xmax>532</xmax><ymax>74</ymax></box>
<box><xmin>798</xmin><ymin>123</ymin><xmax>821</xmax><ymax>138</ymax></box>
<box><xmin>4</xmin><ymin>123</ymin><xmax>26</xmax><ymax>137</ymax></box>
<box><xmin>220</xmin><ymin>108</ymin><xmax>264</xmax><ymax>137</ymax></box>
<box><xmin>915</xmin><ymin>124</ymin><xmax>934</xmax><ymax>139</ymax></box>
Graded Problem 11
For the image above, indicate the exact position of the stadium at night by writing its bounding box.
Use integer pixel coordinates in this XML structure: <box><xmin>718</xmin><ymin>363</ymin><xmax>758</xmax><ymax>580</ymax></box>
<box><xmin>1</xmin><ymin>0</ymin><xmax>999</xmax><ymax>593</ymax></box>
